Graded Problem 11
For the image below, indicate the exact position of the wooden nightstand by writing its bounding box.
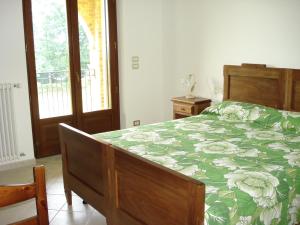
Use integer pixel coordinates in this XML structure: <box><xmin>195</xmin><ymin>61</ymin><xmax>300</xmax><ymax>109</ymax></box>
<box><xmin>172</xmin><ymin>96</ymin><xmax>211</xmax><ymax>119</ymax></box>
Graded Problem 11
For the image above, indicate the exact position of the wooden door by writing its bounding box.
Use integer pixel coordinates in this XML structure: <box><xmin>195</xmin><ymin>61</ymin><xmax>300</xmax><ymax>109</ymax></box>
<box><xmin>23</xmin><ymin>0</ymin><xmax>120</xmax><ymax>158</ymax></box>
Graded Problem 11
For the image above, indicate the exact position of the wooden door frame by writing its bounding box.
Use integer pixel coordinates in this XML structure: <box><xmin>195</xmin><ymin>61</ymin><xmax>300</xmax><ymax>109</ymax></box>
<box><xmin>22</xmin><ymin>0</ymin><xmax>120</xmax><ymax>158</ymax></box>
<box><xmin>107</xmin><ymin>0</ymin><xmax>121</xmax><ymax>130</ymax></box>
<box><xmin>66</xmin><ymin>0</ymin><xmax>82</xmax><ymax>128</ymax></box>
<box><xmin>23</xmin><ymin>0</ymin><xmax>41</xmax><ymax>157</ymax></box>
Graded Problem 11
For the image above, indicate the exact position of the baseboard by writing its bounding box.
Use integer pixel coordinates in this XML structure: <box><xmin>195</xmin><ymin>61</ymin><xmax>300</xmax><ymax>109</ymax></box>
<box><xmin>0</xmin><ymin>158</ymin><xmax>36</xmax><ymax>171</ymax></box>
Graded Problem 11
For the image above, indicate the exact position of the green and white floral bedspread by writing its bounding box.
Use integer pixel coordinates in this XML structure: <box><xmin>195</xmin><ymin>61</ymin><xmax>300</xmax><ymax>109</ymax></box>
<box><xmin>94</xmin><ymin>101</ymin><xmax>300</xmax><ymax>225</ymax></box>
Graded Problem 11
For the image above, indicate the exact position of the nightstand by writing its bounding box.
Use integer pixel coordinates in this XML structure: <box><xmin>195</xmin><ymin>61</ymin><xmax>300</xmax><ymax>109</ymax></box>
<box><xmin>171</xmin><ymin>96</ymin><xmax>211</xmax><ymax>119</ymax></box>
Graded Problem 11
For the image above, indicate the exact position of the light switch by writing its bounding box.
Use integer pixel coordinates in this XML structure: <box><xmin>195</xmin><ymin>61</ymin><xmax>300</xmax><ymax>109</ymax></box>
<box><xmin>132</xmin><ymin>56</ymin><xmax>139</xmax><ymax>70</ymax></box>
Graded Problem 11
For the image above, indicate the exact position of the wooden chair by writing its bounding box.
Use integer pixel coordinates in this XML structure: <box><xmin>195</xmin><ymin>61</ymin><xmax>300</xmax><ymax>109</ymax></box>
<box><xmin>0</xmin><ymin>165</ymin><xmax>49</xmax><ymax>225</ymax></box>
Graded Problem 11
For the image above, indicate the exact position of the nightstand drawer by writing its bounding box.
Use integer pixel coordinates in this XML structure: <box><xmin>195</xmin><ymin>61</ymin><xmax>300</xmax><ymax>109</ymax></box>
<box><xmin>172</xmin><ymin>96</ymin><xmax>211</xmax><ymax>119</ymax></box>
<box><xmin>174</xmin><ymin>104</ymin><xmax>194</xmax><ymax>114</ymax></box>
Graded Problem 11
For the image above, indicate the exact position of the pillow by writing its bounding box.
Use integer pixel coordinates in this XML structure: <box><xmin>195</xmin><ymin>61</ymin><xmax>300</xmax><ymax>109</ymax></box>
<box><xmin>202</xmin><ymin>101</ymin><xmax>283</xmax><ymax>126</ymax></box>
<box><xmin>279</xmin><ymin>110</ymin><xmax>300</xmax><ymax>133</ymax></box>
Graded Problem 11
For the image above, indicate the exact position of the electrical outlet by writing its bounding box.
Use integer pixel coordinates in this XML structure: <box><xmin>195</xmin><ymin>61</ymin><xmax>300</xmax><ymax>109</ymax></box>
<box><xmin>133</xmin><ymin>120</ymin><xmax>140</xmax><ymax>126</ymax></box>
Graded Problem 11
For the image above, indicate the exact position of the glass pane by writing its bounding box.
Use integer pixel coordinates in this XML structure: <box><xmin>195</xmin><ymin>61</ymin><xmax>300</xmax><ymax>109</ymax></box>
<box><xmin>78</xmin><ymin>0</ymin><xmax>111</xmax><ymax>113</ymax></box>
<box><xmin>32</xmin><ymin>0</ymin><xmax>72</xmax><ymax>119</ymax></box>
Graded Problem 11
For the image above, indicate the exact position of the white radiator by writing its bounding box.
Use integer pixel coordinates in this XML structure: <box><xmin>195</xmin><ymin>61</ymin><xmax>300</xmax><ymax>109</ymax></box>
<box><xmin>0</xmin><ymin>83</ymin><xmax>18</xmax><ymax>163</ymax></box>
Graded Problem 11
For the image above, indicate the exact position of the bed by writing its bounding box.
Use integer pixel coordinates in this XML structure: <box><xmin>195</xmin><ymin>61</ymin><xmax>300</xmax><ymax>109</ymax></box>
<box><xmin>59</xmin><ymin>64</ymin><xmax>300</xmax><ymax>225</ymax></box>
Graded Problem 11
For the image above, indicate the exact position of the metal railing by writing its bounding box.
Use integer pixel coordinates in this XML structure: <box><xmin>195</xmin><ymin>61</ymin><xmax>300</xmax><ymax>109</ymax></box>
<box><xmin>37</xmin><ymin>70</ymin><xmax>72</xmax><ymax>119</ymax></box>
<box><xmin>36</xmin><ymin>69</ymin><xmax>107</xmax><ymax>119</ymax></box>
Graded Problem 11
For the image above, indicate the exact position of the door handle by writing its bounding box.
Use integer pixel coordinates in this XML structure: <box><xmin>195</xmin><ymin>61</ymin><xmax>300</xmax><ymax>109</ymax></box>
<box><xmin>76</xmin><ymin>71</ymin><xmax>80</xmax><ymax>83</ymax></box>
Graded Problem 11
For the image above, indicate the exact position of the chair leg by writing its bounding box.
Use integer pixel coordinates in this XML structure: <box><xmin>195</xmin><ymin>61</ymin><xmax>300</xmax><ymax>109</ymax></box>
<box><xmin>65</xmin><ymin>189</ymin><xmax>72</xmax><ymax>205</ymax></box>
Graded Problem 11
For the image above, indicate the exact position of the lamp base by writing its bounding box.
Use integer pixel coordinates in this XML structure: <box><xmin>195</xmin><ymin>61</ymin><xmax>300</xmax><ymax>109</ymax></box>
<box><xmin>185</xmin><ymin>94</ymin><xmax>195</xmax><ymax>99</ymax></box>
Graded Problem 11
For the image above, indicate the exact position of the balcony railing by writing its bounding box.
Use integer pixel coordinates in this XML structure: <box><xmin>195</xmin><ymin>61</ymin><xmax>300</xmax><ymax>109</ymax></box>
<box><xmin>37</xmin><ymin>70</ymin><xmax>72</xmax><ymax>119</ymax></box>
<box><xmin>37</xmin><ymin>69</ymin><xmax>104</xmax><ymax>119</ymax></box>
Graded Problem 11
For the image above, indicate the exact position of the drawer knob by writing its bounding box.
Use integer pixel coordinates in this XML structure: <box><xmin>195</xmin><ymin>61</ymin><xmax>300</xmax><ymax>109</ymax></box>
<box><xmin>181</xmin><ymin>107</ymin><xmax>186</xmax><ymax>111</ymax></box>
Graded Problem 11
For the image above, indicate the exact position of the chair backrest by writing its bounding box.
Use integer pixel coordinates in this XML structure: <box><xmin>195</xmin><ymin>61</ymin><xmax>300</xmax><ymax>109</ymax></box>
<box><xmin>0</xmin><ymin>166</ymin><xmax>49</xmax><ymax>225</ymax></box>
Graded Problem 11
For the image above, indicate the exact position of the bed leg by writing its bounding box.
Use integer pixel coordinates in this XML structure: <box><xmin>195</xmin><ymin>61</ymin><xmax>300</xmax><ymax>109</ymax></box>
<box><xmin>65</xmin><ymin>189</ymin><xmax>72</xmax><ymax>205</ymax></box>
<box><xmin>82</xmin><ymin>200</ymin><xmax>87</xmax><ymax>204</ymax></box>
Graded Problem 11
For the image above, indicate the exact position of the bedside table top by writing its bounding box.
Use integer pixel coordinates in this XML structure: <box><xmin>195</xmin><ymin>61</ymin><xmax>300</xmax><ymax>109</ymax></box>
<box><xmin>171</xmin><ymin>96</ymin><xmax>211</xmax><ymax>105</ymax></box>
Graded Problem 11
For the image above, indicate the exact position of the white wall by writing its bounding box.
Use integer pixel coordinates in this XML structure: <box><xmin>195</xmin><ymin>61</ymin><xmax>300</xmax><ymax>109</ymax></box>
<box><xmin>161</xmin><ymin>0</ymin><xmax>179</xmax><ymax>120</ymax></box>
<box><xmin>117</xmin><ymin>0</ymin><xmax>165</xmax><ymax>128</ymax></box>
<box><xmin>0</xmin><ymin>0</ymin><xmax>35</xmax><ymax>165</ymax></box>
<box><xmin>162</xmin><ymin>0</ymin><xmax>300</xmax><ymax>121</ymax></box>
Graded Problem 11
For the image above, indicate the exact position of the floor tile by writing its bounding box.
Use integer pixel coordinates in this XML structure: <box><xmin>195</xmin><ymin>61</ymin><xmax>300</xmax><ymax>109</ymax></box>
<box><xmin>47</xmin><ymin>194</ymin><xmax>67</xmax><ymax>210</ymax></box>
<box><xmin>48</xmin><ymin>209</ymin><xmax>59</xmax><ymax>222</ymax></box>
<box><xmin>50</xmin><ymin>211</ymin><xmax>90</xmax><ymax>225</ymax></box>
<box><xmin>86</xmin><ymin>210</ymin><xmax>107</xmax><ymax>225</ymax></box>
<box><xmin>0</xmin><ymin>167</ymin><xmax>33</xmax><ymax>184</ymax></box>
<box><xmin>61</xmin><ymin>196</ymin><xmax>94</xmax><ymax>214</ymax></box>
<box><xmin>47</xmin><ymin>179</ymin><xmax>65</xmax><ymax>195</ymax></box>
<box><xmin>0</xmin><ymin>199</ymin><xmax>36</xmax><ymax>224</ymax></box>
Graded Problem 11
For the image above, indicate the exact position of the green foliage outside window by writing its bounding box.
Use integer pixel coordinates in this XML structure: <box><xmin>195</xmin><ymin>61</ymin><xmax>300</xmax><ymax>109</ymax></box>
<box><xmin>33</xmin><ymin>0</ymin><xmax>89</xmax><ymax>76</ymax></box>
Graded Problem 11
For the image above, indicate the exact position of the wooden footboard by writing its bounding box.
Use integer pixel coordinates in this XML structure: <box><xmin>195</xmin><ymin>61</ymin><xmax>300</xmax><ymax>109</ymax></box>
<box><xmin>59</xmin><ymin>124</ymin><xmax>205</xmax><ymax>225</ymax></box>
<box><xmin>58</xmin><ymin>123</ymin><xmax>109</xmax><ymax>216</ymax></box>
<box><xmin>108</xmin><ymin>145</ymin><xmax>205</xmax><ymax>225</ymax></box>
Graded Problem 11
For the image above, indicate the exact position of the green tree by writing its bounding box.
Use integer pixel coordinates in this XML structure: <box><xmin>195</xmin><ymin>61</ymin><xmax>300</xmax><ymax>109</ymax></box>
<box><xmin>33</xmin><ymin>0</ymin><xmax>89</xmax><ymax>76</ymax></box>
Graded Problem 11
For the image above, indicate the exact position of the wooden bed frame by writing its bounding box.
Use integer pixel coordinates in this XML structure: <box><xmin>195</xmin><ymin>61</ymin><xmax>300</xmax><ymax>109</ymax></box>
<box><xmin>59</xmin><ymin>64</ymin><xmax>300</xmax><ymax>225</ymax></box>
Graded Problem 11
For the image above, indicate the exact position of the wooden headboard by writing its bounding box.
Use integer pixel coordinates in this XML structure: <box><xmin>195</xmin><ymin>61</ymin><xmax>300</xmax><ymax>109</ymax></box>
<box><xmin>223</xmin><ymin>64</ymin><xmax>300</xmax><ymax>112</ymax></box>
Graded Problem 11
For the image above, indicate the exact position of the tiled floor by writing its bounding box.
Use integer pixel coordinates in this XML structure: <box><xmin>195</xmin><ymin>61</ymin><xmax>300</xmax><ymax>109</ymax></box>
<box><xmin>0</xmin><ymin>155</ymin><xmax>107</xmax><ymax>225</ymax></box>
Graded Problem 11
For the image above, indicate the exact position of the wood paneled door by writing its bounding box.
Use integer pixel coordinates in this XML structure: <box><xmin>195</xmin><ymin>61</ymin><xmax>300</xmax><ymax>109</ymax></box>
<box><xmin>23</xmin><ymin>0</ymin><xmax>120</xmax><ymax>157</ymax></box>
